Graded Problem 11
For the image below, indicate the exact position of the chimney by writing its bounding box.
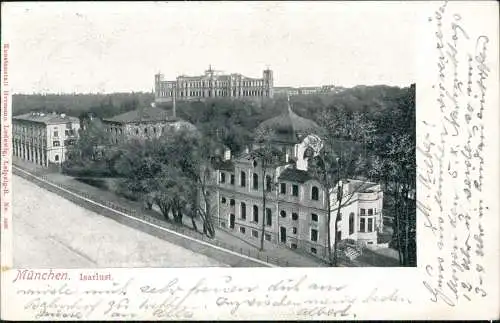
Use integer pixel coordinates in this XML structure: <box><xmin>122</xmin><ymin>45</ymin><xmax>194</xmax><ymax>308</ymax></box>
<box><xmin>244</xmin><ymin>146</ymin><xmax>249</xmax><ymax>154</ymax></box>
<box><xmin>285</xmin><ymin>152</ymin><xmax>289</xmax><ymax>163</ymax></box>
<box><xmin>60</xmin><ymin>113</ymin><xmax>66</xmax><ymax>118</ymax></box>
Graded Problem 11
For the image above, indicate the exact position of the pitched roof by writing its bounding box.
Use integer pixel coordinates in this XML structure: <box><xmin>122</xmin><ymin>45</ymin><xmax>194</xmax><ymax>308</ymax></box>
<box><xmin>257</xmin><ymin>100</ymin><xmax>321</xmax><ymax>144</ymax></box>
<box><xmin>13</xmin><ymin>112</ymin><xmax>79</xmax><ymax>125</ymax></box>
<box><xmin>103</xmin><ymin>107</ymin><xmax>172</xmax><ymax>123</ymax></box>
<box><xmin>212</xmin><ymin>159</ymin><xmax>235</xmax><ymax>171</ymax></box>
<box><xmin>278</xmin><ymin>168</ymin><xmax>314</xmax><ymax>183</ymax></box>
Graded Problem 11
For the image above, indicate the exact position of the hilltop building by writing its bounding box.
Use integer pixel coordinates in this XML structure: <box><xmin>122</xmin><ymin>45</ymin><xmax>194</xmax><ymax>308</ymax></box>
<box><xmin>154</xmin><ymin>66</ymin><xmax>274</xmax><ymax>103</ymax></box>
<box><xmin>274</xmin><ymin>85</ymin><xmax>345</xmax><ymax>97</ymax></box>
<box><xmin>205</xmin><ymin>98</ymin><xmax>384</xmax><ymax>261</ymax></box>
<box><xmin>12</xmin><ymin>112</ymin><xmax>80</xmax><ymax>166</ymax></box>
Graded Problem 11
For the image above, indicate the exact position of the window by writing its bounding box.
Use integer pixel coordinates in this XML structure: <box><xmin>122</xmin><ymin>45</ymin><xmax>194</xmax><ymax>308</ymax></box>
<box><xmin>310</xmin><ymin>247</ymin><xmax>317</xmax><ymax>254</ymax></box>
<box><xmin>310</xmin><ymin>229</ymin><xmax>318</xmax><ymax>242</ymax></box>
<box><xmin>135</xmin><ymin>129</ymin><xmax>139</xmax><ymax>135</ymax></box>
<box><xmin>53</xmin><ymin>131</ymin><xmax>58</xmax><ymax>137</ymax></box>
<box><xmin>280</xmin><ymin>183</ymin><xmax>286</xmax><ymax>194</ymax></box>
<box><xmin>230</xmin><ymin>174</ymin><xmax>235</xmax><ymax>185</ymax></box>
<box><xmin>230</xmin><ymin>199</ymin><xmax>235</xmax><ymax>206</ymax></box>
<box><xmin>292</xmin><ymin>184</ymin><xmax>299</xmax><ymax>197</ymax></box>
<box><xmin>360</xmin><ymin>218</ymin><xmax>366</xmax><ymax>232</ymax></box>
<box><xmin>292</xmin><ymin>212</ymin><xmax>298</xmax><ymax>221</ymax></box>
<box><xmin>253</xmin><ymin>160</ymin><xmax>258</xmax><ymax>167</ymax></box>
<box><xmin>311</xmin><ymin>186</ymin><xmax>319</xmax><ymax>200</ymax></box>
<box><xmin>221</xmin><ymin>197</ymin><xmax>226</xmax><ymax>204</ymax></box>
<box><xmin>311</xmin><ymin>213</ymin><xmax>318</xmax><ymax>222</ymax></box>
<box><xmin>144</xmin><ymin>128</ymin><xmax>148</xmax><ymax>135</ymax></box>
<box><xmin>291</xmin><ymin>243</ymin><xmax>298</xmax><ymax>249</ymax></box>
<box><xmin>266</xmin><ymin>208</ymin><xmax>272</xmax><ymax>226</ymax></box>
<box><xmin>265</xmin><ymin>233</ymin><xmax>272</xmax><ymax>241</ymax></box>
<box><xmin>55</xmin><ymin>155</ymin><xmax>59</xmax><ymax>161</ymax></box>
<box><xmin>240</xmin><ymin>202</ymin><xmax>246</xmax><ymax>220</ymax></box>
<box><xmin>349</xmin><ymin>212</ymin><xmax>355</xmax><ymax>235</ymax></box>
<box><xmin>153</xmin><ymin>127</ymin><xmax>157</xmax><ymax>134</ymax></box>
<box><xmin>368</xmin><ymin>218</ymin><xmax>373</xmax><ymax>232</ymax></box>
<box><xmin>253</xmin><ymin>205</ymin><xmax>259</xmax><ymax>223</ymax></box>
<box><xmin>240</xmin><ymin>227</ymin><xmax>246</xmax><ymax>234</ymax></box>
<box><xmin>65</xmin><ymin>130</ymin><xmax>69</xmax><ymax>136</ymax></box>
<box><xmin>252</xmin><ymin>230</ymin><xmax>259</xmax><ymax>238</ymax></box>
<box><xmin>253</xmin><ymin>173</ymin><xmax>259</xmax><ymax>190</ymax></box>
<box><xmin>360</xmin><ymin>208</ymin><xmax>366</xmax><ymax>216</ymax></box>
<box><xmin>53</xmin><ymin>141</ymin><xmax>60</xmax><ymax>147</ymax></box>
<box><xmin>292</xmin><ymin>227</ymin><xmax>297</xmax><ymax>234</ymax></box>
<box><xmin>266</xmin><ymin>175</ymin><xmax>272</xmax><ymax>192</ymax></box>
<box><xmin>368</xmin><ymin>208</ymin><xmax>373</xmax><ymax>215</ymax></box>
<box><xmin>280</xmin><ymin>210</ymin><xmax>286</xmax><ymax>218</ymax></box>
<box><xmin>220</xmin><ymin>172</ymin><xmax>226</xmax><ymax>183</ymax></box>
<box><xmin>240</xmin><ymin>171</ymin><xmax>246</xmax><ymax>187</ymax></box>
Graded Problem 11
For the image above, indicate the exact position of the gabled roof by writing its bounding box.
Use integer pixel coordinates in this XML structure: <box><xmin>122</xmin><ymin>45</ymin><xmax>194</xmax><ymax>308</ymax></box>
<box><xmin>103</xmin><ymin>107</ymin><xmax>172</xmax><ymax>123</ymax></box>
<box><xmin>13</xmin><ymin>112</ymin><xmax>79</xmax><ymax>125</ymax></box>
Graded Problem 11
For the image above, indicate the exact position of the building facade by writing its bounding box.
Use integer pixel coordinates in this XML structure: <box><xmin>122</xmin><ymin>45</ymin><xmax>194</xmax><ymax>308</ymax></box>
<box><xmin>154</xmin><ymin>66</ymin><xmax>274</xmax><ymax>103</ymax></box>
<box><xmin>102</xmin><ymin>105</ymin><xmax>197</xmax><ymax>144</ymax></box>
<box><xmin>12</xmin><ymin>112</ymin><xmax>80</xmax><ymax>166</ymax></box>
<box><xmin>205</xmin><ymin>100</ymin><xmax>384</xmax><ymax>261</ymax></box>
<box><xmin>274</xmin><ymin>85</ymin><xmax>345</xmax><ymax>97</ymax></box>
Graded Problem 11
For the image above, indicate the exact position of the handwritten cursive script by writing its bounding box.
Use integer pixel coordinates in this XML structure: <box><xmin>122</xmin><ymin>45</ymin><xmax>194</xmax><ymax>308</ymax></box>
<box><xmin>420</xmin><ymin>0</ymin><xmax>490</xmax><ymax>308</ymax></box>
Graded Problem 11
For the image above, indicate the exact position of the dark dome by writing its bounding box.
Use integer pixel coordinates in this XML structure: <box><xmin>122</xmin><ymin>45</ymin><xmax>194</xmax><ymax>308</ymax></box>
<box><xmin>257</xmin><ymin>103</ymin><xmax>321</xmax><ymax>144</ymax></box>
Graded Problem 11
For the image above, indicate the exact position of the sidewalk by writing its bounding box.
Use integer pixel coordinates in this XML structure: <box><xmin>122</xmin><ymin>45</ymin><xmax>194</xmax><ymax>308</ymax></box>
<box><xmin>12</xmin><ymin>157</ymin><xmax>328</xmax><ymax>267</ymax></box>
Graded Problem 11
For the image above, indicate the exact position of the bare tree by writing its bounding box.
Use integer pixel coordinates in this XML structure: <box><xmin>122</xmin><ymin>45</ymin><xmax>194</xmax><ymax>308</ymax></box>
<box><xmin>251</xmin><ymin>126</ymin><xmax>279</xmax><ymax>251</ymax></box>
<box><xmin>309</xmin><ymin>107</ymin><xmax>378</xmax><ymax>266</ymax></box>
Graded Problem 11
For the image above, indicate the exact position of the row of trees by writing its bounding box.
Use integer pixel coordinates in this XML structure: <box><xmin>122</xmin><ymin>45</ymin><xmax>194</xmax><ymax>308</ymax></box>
<box><xmin>13</xmin><ymin>92</ymin><xmax>154</xmax><ymax>119</ymax></box>
<box><xmin>91</xmin><ymin>127</ymin><xmax>219</xmax><ymax>238</ymax></box>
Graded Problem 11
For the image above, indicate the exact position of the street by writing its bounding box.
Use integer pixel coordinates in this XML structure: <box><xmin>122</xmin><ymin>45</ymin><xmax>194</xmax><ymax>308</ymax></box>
<box><xmin>12</xmin><ymin>175</ymin><xmax>225</xmax><ymax>268</ymax></box>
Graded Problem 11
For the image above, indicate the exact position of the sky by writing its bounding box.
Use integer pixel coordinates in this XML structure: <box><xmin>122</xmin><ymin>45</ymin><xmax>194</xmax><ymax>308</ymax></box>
<box><xmin>3</xmin><ymin>2</ymin><xmax>418</xmax><ymax>94</ymax></box>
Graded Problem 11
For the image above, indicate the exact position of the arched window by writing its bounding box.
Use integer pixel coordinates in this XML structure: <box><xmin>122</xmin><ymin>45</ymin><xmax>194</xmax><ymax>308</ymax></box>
<box><xmin>253</xmin><ymin>205</ymin><xmax>259</xmax><ymax>223</ymax></box>
<box><xmin>311</xmin><ymin>186</ymin><xmax>319</xmax><ymax>201</ymax></box>
<box><xmin>240</xmin><ymin>202</ymin><xmax>246</xmax><ymax>220</ymax></box>
<box><xmin>266</xmin><ymin>175</ymin><xmax>272</xmax><ymax>192</ymax></box>
<box><xmin>280</xmin><ymin>210</ymin><xmax>286</xmax><ymax>218</ymax></box>
<box><xmin>253</xmin><ymin>173</ymin><xmax>259</xmax><ymax>190</ymax></box>
<box><xmin>240</xmin><ymin>171</ymin><xmax>246</xmax><ymax>187</ymax></box>
<box><xmin>349</xmin><ymin>212</ymin><xmax>355</xmax><ymax>235</ymax></box>
<box><xmin>266</xmin><ymin>208</ymin><xmax>272</xmax><ymax>226</ymax></box>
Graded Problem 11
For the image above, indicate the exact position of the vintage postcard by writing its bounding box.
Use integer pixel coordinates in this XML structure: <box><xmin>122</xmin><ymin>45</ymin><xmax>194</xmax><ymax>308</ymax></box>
<box><xmin>1</xmin><ymin>1</ymin><xmax>498</xmax><ymax>320</ymax></box>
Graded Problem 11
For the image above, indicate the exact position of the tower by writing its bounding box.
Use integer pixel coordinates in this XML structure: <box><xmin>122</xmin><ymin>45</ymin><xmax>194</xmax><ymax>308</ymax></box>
<box><xmin>263</xmin><ymin>68</ymin><xmax>274</xmax><ymax>98</ymax></box>
<box><xmin>154</xmin><ymin>72</ymin><xmax>164</xmax><ymax>99</ymax></box>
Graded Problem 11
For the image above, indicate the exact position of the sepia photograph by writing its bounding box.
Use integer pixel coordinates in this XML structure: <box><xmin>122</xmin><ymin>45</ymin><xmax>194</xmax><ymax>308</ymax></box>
<box><xmin>1</xmin><ymin>1</ymin><xmax>498</xmax><ymax>321</ymax></box>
